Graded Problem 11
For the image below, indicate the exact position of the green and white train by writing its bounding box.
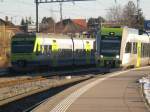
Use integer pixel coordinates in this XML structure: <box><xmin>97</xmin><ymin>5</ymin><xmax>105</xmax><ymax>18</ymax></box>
<box><xmin>11</xmin><ymin>33</ymin><xmax>95</xmax><ymax>70</ymax></box>
<box><xmin>11</xmin><ymin>27</ymin><xmax>150</xmax><ymax>70</ymax></box>
<box><xmin>96</xmin><ymin>27</ymin><xmax>150</xmax><ymax>68</ymax></box>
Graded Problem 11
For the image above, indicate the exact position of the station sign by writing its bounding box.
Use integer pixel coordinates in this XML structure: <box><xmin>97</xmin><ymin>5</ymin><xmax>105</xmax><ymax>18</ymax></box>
<box><xmin>144</xmin><ymin>20</ymin><xmax>150</xmax><ymax>30</ymax></box>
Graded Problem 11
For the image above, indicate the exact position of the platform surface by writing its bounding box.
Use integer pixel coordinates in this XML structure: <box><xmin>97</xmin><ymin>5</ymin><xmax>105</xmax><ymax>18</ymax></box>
<box><xmin>67</xmin><ymin>68</ymin><xmax>149</xmax><ymax>112</ymax></box>
<box><xmin>34</xmin><ymin>67</ymin><xmax>150</xmax><ymax>112</ymax></box>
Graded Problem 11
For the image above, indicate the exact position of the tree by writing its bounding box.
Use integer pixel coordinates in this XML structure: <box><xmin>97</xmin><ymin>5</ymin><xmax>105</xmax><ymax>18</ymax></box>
<box><xmin>20</xmin><ymin>18</ymin><xmax>25</xmax><ymax>26</ymax></box>
<box><xmin>122</xmin><ymin>1</ymin><xmax>139</xmax><ymax>28</ymax></box>
<box><xmin>97</xmin><ymin>16</ymin><xmax>106</xmax><ymax>23</ymax></box>
<box><xmin>87</xmin><ymin>17</ymin><xmax>105</xmax><ymax>37</ymax></box>
<box><xmin>28</xmin><ymin>16</ymin><xmax>33</xmax><ymax>25</ymax></box>
<box><xmin>39</xmin><ymin>17</ymin><xmax>55</xmax><ymax>33</ymax></box>
<box><xmin>137</xmin><ymin>10</ymin><xmax>145</xmax><ymax>29</ymax></box>
<box><xmin>20</xmin><ymin>18</ymin><xmax>27</xmax><ymax>32</ymax></box>
<box><xmin>87</xmin><ymin>17</ymin><xmax>105</xmax><ymax>26</ymax></box>
<box><xmin>106</xmin><ymin>1</ymin><xmax>145</xmax><ymax>29</ymax></box>
<box><xmin>106</xmin><ymin>5</ymin><xmax>123</xmax><ymax>24</ymax></box>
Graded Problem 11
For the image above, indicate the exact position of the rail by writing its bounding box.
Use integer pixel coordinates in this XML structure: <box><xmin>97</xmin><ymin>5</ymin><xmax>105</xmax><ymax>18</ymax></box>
<box><xmin>0</xmin><ymin>67</ymin><xmax>120</xmax><ymax>106</ymax></box>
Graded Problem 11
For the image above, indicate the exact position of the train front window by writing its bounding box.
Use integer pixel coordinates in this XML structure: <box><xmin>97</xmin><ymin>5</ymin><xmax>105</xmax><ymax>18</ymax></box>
<box><xmin>11</xmin><ymin>41</ymin><xmax>34</xmax><ymax>53</ymax></box>
<box><xmin>100</xmin><ymin>40</ymin><xmax>121</xmax><ymax>56</ymax></box>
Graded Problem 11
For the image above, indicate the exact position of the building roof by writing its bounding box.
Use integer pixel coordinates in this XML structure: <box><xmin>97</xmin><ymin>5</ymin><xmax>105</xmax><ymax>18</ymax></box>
<box><xmin>0</xmin><ymin>18</ymin><xmax>5</xmax><ymax>24</ymax></box>
<box><xmin>56</xmin><ymin>19</ymin><xmax>87</xmax><ymax>33</ymax></box>
<box><xmin>72</xmin><ymin>19</ymin><xmax>87</xmax><ymax>28</ymax></box>
<box><xmin>63</xmin><ymin>22</ymin><xmax>85</xmax><ymax>33</ymax></box>
<box><xmin>39</xmin><ymin>18</ymin><xmax>87</xmax><ymax>34</ymax></box>
<box><xmin>0</xmin><ymin>18</ymin><xmax>15</xmax><ymax>26</ymax></box>
<box><xmin>0</xmin><ymin>18</ymin><xmax>21</xmax><ymax>33</ymax></box>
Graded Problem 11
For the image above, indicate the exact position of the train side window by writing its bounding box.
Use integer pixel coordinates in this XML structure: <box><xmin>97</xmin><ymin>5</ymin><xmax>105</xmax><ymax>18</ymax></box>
<box><xmin>40</xmin><ymin>45</ymin><xmax>44</xmax><ymax>54</ymax></box>
<box><xmin>144</xmin><ymin>43</ymin><xmax>146</xmax><ymax>57</ymax></box>
<box><xmin>145</xmin><ymin>43</ymin><xmax>147</xmax><ymax>57</ymax></box>
<box><xmin>147</xmin><ymin>43</ymin><xmax>149</xmax><ymax>57</ymax></box>
<box><xmin>145</xmin><ymin>43</ymin><xmax>149</xmax><ymax>57</ymax></box>
<box><xmin>43</xmin><ymin>45</ymin><xmax>47</xmax><ymax>55</ymax></box>
<box><xmin>143</xmin><ymin>44</ymin><xmax>145</xmax><ymax>57</ymax></box>
<box><xmin>141</xmin><ymin>43</ymin><xmax>144</xmax><ymax>58</ymax></box>
<box><xmin>149</xmin><ymin>44</ymin><xmax>150</xmax><ymax>57</ymax></box>
<box><xmin>49</xmin><ymin>45</ymin><xmax>52</xmax><ymax>54</ymax></box>
<box><xmin>144</xmin><ymin>44</ymin><xmax>146</xmax><ymax>57</ymax></box>
<box><xmin>43</xmin><ymin>45</ymin><xmax>51</xmax><ymax>55</ymax></box>
<box><xmin>141</xmin><ymin>44</ymin><xmax>143</xmax><ymax>57</ymax></box>
<box><xmin>46</xmin><ymin>45</ymin><xmax>50</xmax><ymax>55</ymax></box>
<box><xmin>125</xmin><ymin>42</ymin><xmax>131</xmax><ymax>53</ymax></box>
<box><xmin>36</xmin><ymin>44</ymin><xmax>38</xmax><ymax>52</ymax></box>
<box><xmin>49</xmin><ymin>45</ymin><xmax>52</xmax><ymax>51</ymax></box>
<box><xmin>146</xmin><ymin>44</ymin><xmax>148</xmax><ymax>57</ymax></box>
<box><xmin>133</xmin><ymin>42</ymin><xmax>137</xmax><ymax>54</ymax></box>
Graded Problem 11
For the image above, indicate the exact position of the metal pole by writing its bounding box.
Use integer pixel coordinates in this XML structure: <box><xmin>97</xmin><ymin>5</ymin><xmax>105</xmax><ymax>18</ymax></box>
<box><xmin>36</xmin><ymin>0</ymin><xmax>39</xmax><ymax>32</ymax></box>
<box><xmin>137</xmin><ymin>0</ymin><xmax>140</xmax><ymax>27</ymax></box>
<box><xmin>59</xmin><ymin>2</ymin><xmax>63</xmax><ymax>22</ymax></box>
<box><xmin>137</xmin><ymin>0</ymin><xmax>139</xmax><ymax>10</ymax></box>
<box><xmin>96</xmin><ymin>21</ymin><xmax>101</xmax><ymax>56</ymax></box>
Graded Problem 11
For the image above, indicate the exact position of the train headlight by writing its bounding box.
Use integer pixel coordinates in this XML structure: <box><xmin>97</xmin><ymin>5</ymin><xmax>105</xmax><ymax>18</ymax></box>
<box><xmin>116</xmin><ymin>55</ymin><xmax>120</xmax><ymax>59</ymax></box>
<box><xmin>100</xmin><ymin>55</ymin><xmax>103</xmax><ymax>58</ymax></box>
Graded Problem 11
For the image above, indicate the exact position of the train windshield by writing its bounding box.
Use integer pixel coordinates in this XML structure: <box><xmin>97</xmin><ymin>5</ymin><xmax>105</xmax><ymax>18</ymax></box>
<box><xmin>100</xmin><ymin>39</ymin><xmax>121</xmax><ymax>56</ymax></box>
<box><xmin>11</xmin><ymin>41</ymin><xmax>34</xmax><ymax>53</ymax></box>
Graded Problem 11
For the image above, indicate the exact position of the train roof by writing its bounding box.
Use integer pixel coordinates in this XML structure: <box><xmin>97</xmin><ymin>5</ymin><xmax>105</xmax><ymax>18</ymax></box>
<box><xmin>36</xmin><ymin>33</ymin><xmax>95</xmax><ymax>40</ymax></box>
<box><xmin>101</xmin><ymin>27</ymin><xmax>123</xmax><ymax>36</ymax></box>
<box><xmin>36</xmin><ymin>33</ymin><xmax>69</xmax><ymax>38</ymax></box>
<box><xmin>12</xmin><ymin>33</ymin><xmax>95</xmax><ymax>40</ymax></box>
<box><xmin>14</xmin><ymin>32</ymin><xmax>36</xmax><ymax>37</ymax></box>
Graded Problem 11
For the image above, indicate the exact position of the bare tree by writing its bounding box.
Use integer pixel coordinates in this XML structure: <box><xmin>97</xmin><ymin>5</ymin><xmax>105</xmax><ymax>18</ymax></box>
<box><xmin>106</xmin><ymin>5</ymin><xmax>123</xmax><ymax>24</ymax></box>
<box><xmin>106</xmin><ymin>1</ymin><xmax>145</xmax><ymax>29</ymax></box>
<box><xmin>39</xmin><ymin>17</ymin><xmax>55</xmax><ymax>33</ymax></box>
<box><xmin>122</xmin><ymin>1</ymin><xmax>137</xmax><ymax>28</ymax></box>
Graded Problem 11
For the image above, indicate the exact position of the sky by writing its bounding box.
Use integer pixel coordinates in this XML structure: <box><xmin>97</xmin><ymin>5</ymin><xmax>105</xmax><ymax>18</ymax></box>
<box><xmin>0</xmin><ymin>0</ymin><xmax>149</xmax><ymax>25</ymax></box>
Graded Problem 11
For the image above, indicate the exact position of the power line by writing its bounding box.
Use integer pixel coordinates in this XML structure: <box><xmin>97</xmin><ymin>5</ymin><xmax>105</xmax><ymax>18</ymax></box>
<box><xmin>35</xmin><ymin>0</ymin><xmax>95</xmax><ymax>32</ymax></box>
<box><xmin>0</xmin><ymin>0</ymin><xmax>57</xmax><ymax>20</ymax></box>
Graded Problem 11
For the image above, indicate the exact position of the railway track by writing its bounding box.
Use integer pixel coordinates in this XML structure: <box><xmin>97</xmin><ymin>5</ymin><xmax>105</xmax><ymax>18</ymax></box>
<box><xmin>0</xmin><ymin>77</ymin><xmax>94</xmax><ymax>112</ymax></box>
<box><xmin>0</xmin><ymin>67</ymin><xmax>119</xmax><ymax>91</ymax></box>
<box><xmin>0</xmin><ymin>67</ymin><xmax>104</xmax><ymax>76</ymax></box>
<box><xmin>0</xmin><ymin>76</ymin><xmax>45</xmax><ymax>88</ymax></box>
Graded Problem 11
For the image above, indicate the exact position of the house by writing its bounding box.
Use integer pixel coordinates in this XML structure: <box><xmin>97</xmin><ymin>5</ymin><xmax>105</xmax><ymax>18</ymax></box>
<box><xmin>0</xmin><ymin>18</ymin><xmax>21</xmax><ymax>67</ymax></box>
<box><xmin>56</xmin><ymin>19</ymin><xmax>87</xmax><ymax>34</ymax></box>
<box><xmin>39</xmin><ymin>18</ymin><xmax>87</xmax><ymax>34</ymax></box>
<box><xmin>72</xmin><ymin>19</ymin><xmax>87</xmax><ymax>28</ymax></box>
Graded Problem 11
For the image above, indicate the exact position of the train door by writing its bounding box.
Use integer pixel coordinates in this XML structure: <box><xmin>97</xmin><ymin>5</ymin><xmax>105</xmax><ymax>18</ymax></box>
<box><xmin>85</xmin><ymin>41</ymin><xmax>91</xmax><ymax>64</ymax></box>
<box><xmin>73</xmin><ymin>38</ymin><xmax>85</xmax><ymax>65</ymax></box>
<box><xmin>122</xmin><ymin>42</ymin><xmax>132</xmax><ymax>66</ymax></box>
<box><xmin>51</xmin><ymin>39</ymin><xmax>59</xmax><ymax>67</ymax></box>
<box><xmin>136</xmin><ymin>41</ymin><xmax>141</xmax><ymax>67</ymax></box>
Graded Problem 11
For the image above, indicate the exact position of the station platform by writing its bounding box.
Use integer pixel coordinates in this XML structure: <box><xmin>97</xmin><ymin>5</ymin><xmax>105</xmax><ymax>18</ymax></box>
<box><xmin>33</xmin><ymin>67</ymin><xmax>150</xmax><ymax>112</ymax></box>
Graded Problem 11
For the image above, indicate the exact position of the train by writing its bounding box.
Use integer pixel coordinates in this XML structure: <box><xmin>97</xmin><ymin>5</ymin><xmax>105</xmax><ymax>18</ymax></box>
<box><xmin>11</xmin><ymin>33</ymin><xmax>96</xmax><ymax>70</ymax></box>
<box><xmin>96</xmin><ymin>27</ymin><xmax>122</xmax><ymax>67</ymax></box>
<box><xmin>96</xmin><ymin>27</ymin><xmax>150</xmax><ymax>68</ymax></box>
<box><xmin>11</xmin><ymin>27</ymin><xmax>150</xmax><ymax>70</ymax></box>
<box><xmin>121</xmin><ymin>27</ymin><xmax>150</xmax><ymax>68</ymax></box>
